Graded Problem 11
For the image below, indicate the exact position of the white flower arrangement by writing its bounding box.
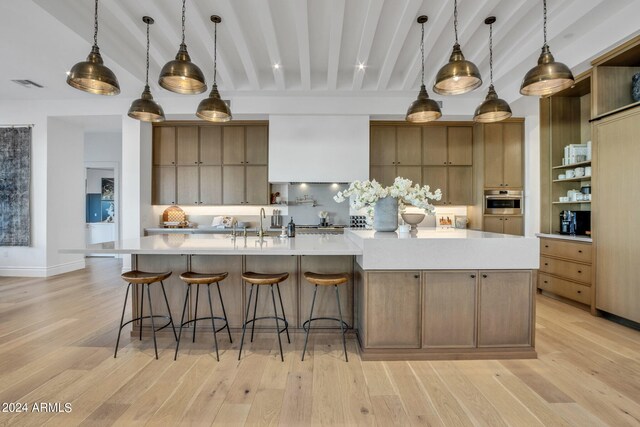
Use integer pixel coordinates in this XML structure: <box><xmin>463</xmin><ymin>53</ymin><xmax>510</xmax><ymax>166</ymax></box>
<box><xmin>334</xmin><ymin>177</ymin><xmax>442</xmax><ymax>213</ymax></box>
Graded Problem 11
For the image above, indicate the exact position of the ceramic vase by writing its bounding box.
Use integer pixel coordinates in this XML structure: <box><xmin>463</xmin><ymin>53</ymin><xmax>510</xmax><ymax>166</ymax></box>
<box><xmin>373</xmin><ymin>196</ymin><xmax>398</xmax><ymax>232</ymax></box>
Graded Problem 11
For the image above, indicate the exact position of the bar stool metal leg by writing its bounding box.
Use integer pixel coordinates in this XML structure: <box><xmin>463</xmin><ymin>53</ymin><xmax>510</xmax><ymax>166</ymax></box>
<box><xmin>192</xmin><ymin>284</ymin><xmax>200</xmax><ymax>343</ymax></box>
<box><xmin>217</xmin><ymin>282</ymin><xmax>233</xmax><ymax>343</ymax></box>
<box><xmin>174</xmin><ymin>284</ymin><xmax>191</xmax><ymax>360</ymax></box>
<box><xmin>138</xmin><ymin>283</ymin><xmax>144</xmax><ymax>341</ymax></box>
<box><xmin>302</xmin><ymin>284</ymin><xmax>318</xmax><ymax>361</ymax></box>
<box><xmin>114</xmin><ymin>282</ymin><xmax>132</xmax><ymax>358</ymax></box>
<box><xmin>250</xmin><ymin>286</ymin><xmax>260</xmax><ymax>342</ymax></box>
<box><xmin>276</xmin><ymin>283</ymin><xmax>291</xmax><ymax>344</ymax></box>
<box><xmin>238</xmin><ymin>284</ymin><xmax>254</xmax><ymax>360</ymax></box>
<box><xmin>207</xmin><ymin>284</ymin><xmax>220</xmax><ymax>361</ymax></box>
<box><xmin>146</xmin><ymin>284</ymin><xmax>159</xmax><ymax>360</ymax></box>
<box><xmin>160</xmin><ymin>281</ymin><xmax>178</xmax><ymax>341</ymax></box>
<box><xmin>335</xmin><ymin>285</ymin><xmax>348</xmax><ymax>362</ymax></box>
<box><xmin>271</xmin><ymin>284</ymin><xmax>284</xmax><ymax>362</ymax></box>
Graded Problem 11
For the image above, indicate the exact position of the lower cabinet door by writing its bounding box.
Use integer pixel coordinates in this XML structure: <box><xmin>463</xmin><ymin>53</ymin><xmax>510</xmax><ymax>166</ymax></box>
<box><xmin>366</xmin><ymin>271</ymin><xmax>421</xmax><ymax>348</ymax></box>
<box><xmin>483</xmin><ymin>216</ymin><xmax>504</xmax><ymax>234</ymax></box>
<box><xmin>423</xmin><ymin>271</ymin><xmax>477</xmax><ymax>348</ymax></box>
<box><xmin>478</xmin><ymin>270</ymin><xmax>532</xmax><ymax>347</ymax></box>
<box><xmin>503</xmin><ymin>216</ymin><xmax>523</xmax><ymax>236</ymax></box>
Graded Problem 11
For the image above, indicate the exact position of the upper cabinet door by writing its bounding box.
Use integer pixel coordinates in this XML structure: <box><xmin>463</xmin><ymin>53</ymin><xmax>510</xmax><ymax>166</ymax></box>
<box><xmin>153</xmin><ymin>127</ymin><xmax>176</xmax><ymax>166</ymax></box>
<box><xmin>199</xmin><ymin>126</ymin><xmax>222</xmax><ymax>165</ymax></box>
<box><xmin>222</xmin><ymin>166</ymin><xmax>245</xmax><ymax>205</ymax></box>
<box><xmin>245</xmin><ymin>126</ymin><xmax>268</xmax><ymax>165</ymax></box>
<box><xmin>502</xmin><ymin>123</ymin><xmax>523</xmax><ymax>188</ymax></box>
<box><xmin>396</xmin><ymin>127</ymin><xmax>422</xmax><ymax>166</ymax></box>
<box><xmin>223</xmin><ymin>127</ymin><xmax>246</xmax><ymax>164</ymax></box>
<box><xmin>422</xmin><ymin>166</ymin><xmax>447</xmax><ymax>205</ymax></box>
<box><xmin>370</xmin><ymin>126</ymin><xmax>396</xmax><ymax>165</ymax></box>
<box><xmin>176</xmin><ymin>126</ymin><xmax>199</xmax><ymax>165</ymax></box>
<box><xmin>484</xmin><ymin>124</ymin><xmax>504</xmax><ymax>188</ymax></box>
<box><xmin>447</xmin><ymin>126</ymin><xmax>473</xmax><ymax>165</ymax></box>
<box><xmin>422</xmin><ymin>127</ymin><xmax>447</xmax><ymax>165</ymax></box>
<box><xmin>447</xmin><ymin>166</ymin><xmax>473</xmax><ymax>205</ymax></box>
<box><xmin>245</xmin><ymin>166</ymin><xmax>269</xmax><ymax>205</ymax></box>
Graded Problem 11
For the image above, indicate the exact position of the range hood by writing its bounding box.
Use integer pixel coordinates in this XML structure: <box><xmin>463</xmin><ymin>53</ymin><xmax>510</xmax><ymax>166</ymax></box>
<box><xmin>268</xmin><ymin>115</ymin><xmax>370</xmax><ymax>183</ymax></box>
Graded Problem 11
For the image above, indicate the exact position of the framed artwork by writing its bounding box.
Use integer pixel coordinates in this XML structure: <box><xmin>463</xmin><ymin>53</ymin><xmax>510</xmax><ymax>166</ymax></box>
<box><xmin>455</xmin><ymin>215</ymin><xmax>468</xmax><ymax>229</ymax></box>
<box><xmin>101</xmin><ymin>178</ymin><xmax>114</xmax><ymax>200</ymax></box>
<box><xmin>436</xmin><ymin>213</ymin><xmax>454</xmax><ymax>229</ymax></box>
<box><xmin>101</xmin><ymin>201</ymin><xmax>115</xmax><ymax>222</ymax></box>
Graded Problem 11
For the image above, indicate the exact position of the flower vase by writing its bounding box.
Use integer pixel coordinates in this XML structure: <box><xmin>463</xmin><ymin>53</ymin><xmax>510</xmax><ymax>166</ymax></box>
<box><xmin>373</xmin><ymin>196</ymin><xmax>398</xmax><ymax>232</ymax></box>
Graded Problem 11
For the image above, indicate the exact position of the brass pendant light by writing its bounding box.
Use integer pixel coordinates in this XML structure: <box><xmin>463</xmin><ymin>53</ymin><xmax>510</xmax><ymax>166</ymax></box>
<box><xmin>474</xmin><ymin>17</ymin><xmax>512</xmax><ymax>123</ymax></box>
<box><xmin>520</xmin><ymin>0</ymin><xmax>574</xmax><ymax>96</ymax></box>
<box><xmin>159</xmin><ymin>0</ymin><xmax>206</xmax><ymax>94</ymax></box>
<box><xmin>433</xmin><ymin>0</ymin><xmax>482</xmax><ymax>95</ymax></box>
<box><xmin>66</xmin><ymin>0</ymin><xmax>120</xmax><ymax>95</ymax></box>
<box><xmin>128</xmin><ymin>17</ymin><xmax>165</xmax><ymax>122</ymax></box>
<box><xmin>197</xmin><ymin>16</ymin><xmax>232</xmax><ymax>122</ymax></box>
<box><xmin>406</xmin><ymin>16</ymin><xmax>441</xmax><ymax>123</ymax></box>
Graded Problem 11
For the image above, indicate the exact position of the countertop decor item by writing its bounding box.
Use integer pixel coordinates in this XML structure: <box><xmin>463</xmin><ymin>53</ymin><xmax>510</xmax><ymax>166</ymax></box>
<box><xmin>162</xmin><ymin>205</ymin><xmax>186</xmax><ymax>225</ymax></box>
<box><xmin>334</xmin><ymin>177</ymin><xmax>441</xmax><ymax>232</ymax></box>
<box><xmin>401</xmin><ymin>213</ymin><xmax>425</xmax><ymax>231</ymax></box>
<box><xmin>632</xmin><ymin>72</ymin><xmax>640</xmax><ymax>102</ymax></box>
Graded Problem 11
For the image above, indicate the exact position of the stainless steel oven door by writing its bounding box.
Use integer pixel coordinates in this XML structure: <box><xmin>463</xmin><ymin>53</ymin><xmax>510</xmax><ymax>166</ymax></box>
<box><xmin>484</xmin><ymin>190</ymin><xmax>523</xmax><ymax>215</ymax></box>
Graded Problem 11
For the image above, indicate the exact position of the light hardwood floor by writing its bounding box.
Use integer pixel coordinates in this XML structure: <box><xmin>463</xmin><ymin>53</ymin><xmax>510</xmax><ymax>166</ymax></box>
<box><xmin>1</xmin><ymin>258</ymin><xmax>640</xmax><ymax>426</ymax></box>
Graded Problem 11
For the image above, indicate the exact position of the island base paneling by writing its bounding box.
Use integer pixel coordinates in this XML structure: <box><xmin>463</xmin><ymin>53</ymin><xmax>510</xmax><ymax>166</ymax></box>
<box><xmin>356</xmin><ymin>268</ymin><xmax>536</xmax><ymax>361</ymax></box>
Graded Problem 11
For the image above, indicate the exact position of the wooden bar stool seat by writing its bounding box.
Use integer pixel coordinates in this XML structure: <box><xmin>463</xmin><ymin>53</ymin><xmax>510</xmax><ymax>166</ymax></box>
<box><xmin>239</xmin><ymin>272</ymin><xmax>290</xmax><ymax>362</ymax></box>
<box><xmin>115</xmin><ymin>270</ymin><xmax>177</xmax><ymax>360</ymax></box>
<box><xmin>175</xmin><ymin>272</ymin><xmax>232</xmax><ymax>361</ymax></box>
<box><xmin>301</xmin><ymin>271</ymin><xmax>350</xmax><ymax>362</ymax></box>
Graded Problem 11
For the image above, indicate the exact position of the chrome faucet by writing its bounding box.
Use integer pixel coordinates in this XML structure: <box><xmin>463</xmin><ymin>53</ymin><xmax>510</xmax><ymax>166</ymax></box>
<box><xmin>231</xmin><ymin>219</ymin><xmax>238</xmax><ymax>238</ymax></box>
<box><xmin>258</xmin><ymin>208</ymin><xmax>266</xmax><ymax>238</ymax></box>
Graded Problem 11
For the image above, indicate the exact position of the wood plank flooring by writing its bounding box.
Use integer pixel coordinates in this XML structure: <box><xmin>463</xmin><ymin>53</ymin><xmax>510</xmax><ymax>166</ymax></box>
<box><xmin>1</xmin><ymin>258</ymin><xmax>639</xmax><ymax>426</ymax></box>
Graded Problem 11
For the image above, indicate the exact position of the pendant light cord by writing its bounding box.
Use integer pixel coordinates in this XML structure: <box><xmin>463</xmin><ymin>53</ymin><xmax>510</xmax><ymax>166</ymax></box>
<box><xmin>489</xmin><ymin>22</ymin><xmax>493</xmax><ymax>85</ymax></box>
<box><xmin>543</xmin><ymin>0</ymin><xmax>548</xmax><ymax>47</ymax></box>
<box><xmin>93</xmin><ymin>0</ymin><xmax>99</xmax><ymax>47</ymax></box>
<box><xmin>453</xmin><ymin>0</ymin><xmax>459</xmax><ymax>44</ymax></box>
<box><xmin>213</xmin><ymin>19</ymin><xmax>218</xmax><ymax>85</ymax></box>
<box><xmin>145</xmin><ymin>20</ymin><xmax>150</xmax><ymax>86</ymax></box>
<box><xmin>181</xmin><ymin>0</ymin><xmax>186</xmax><ymax>45</ymax></box>
<box><xmin>420</xmin><ymin>21</ymin><xmax>425</xmax><ymax>85</ymax></box>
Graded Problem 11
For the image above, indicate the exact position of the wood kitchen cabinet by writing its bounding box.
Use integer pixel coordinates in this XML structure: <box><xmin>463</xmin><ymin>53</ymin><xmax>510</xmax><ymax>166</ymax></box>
<box><xmin>152</xmin><ymin>122</ymin><xmax>268</xmax><ymax>205</ymax></box>
<box><xmin>370</xmin><ymin>125</ymin><xmax>421</xmax><ymax>186</ymax></box>
<box><xmin>484</xmin><ymin>122</ymin><xmax>523</xmax><ymax>188</ymax></box>
<box><xmin>483</xmin><ymin>215</ymin><xmax>523</xmax><ymax>236</ymax></box>
<box><xmin>423</xmin><ymin>126</ymin><xmax>472</xmax><ymax>166</ymax></box>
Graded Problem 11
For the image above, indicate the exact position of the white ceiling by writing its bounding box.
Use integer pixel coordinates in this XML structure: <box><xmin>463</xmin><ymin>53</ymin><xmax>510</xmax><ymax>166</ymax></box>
<box><xmin>1</xmin><ymin>0</ymin><xmax>639</xmax><ymax>103</ymax></box>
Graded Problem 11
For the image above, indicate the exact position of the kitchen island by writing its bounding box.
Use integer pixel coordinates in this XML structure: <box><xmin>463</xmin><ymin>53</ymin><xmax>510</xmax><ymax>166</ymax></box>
<box><xmin>64</xmin><ymin>229</ymin><xmax>539</xmax><ymax>360</ymax></box>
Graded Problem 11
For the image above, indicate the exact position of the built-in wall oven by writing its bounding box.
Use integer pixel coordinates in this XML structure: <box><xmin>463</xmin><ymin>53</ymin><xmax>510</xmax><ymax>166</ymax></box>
<box><xmin>484</xmin><ymin>190</ymin><xmax>523</xmax><ymax>215</ymax></box>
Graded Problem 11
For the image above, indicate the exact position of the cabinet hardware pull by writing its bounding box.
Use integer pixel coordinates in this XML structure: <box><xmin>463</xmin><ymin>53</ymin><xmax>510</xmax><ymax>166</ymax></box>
<box><xmin>577</xmin><ymin>290</ymin><xmax>582</xmax><ymax>293</ymax></box>
<box><xmin>194</xmin><ymin>162</ymin><xmax>198</xmax><ymax>164</ymax></box>
<box><xmin>544</xmin><ymin>280</ymin><xmax>548</xmax><ymax>283</ymax></box>
<box><xmin>505</xmin><ymin>218</ymin><xmax>509</xmax><ymax>221</ymax></box>
<box><xmin>578</xmin><ymin>250</ymin><xmax>582</xmax><ymax>253</ymax></box>
<box><xmin>505</xmin><ymin>183</ymin><xmax>508</xmax><ymax>186</ymax></box>
<box><xmin>578</xmin><ymin>270</ymin><xmax>582</xmax><ymax>273</ymax></box>
<box><xmin>545</xmin><ymin>245</ymin><xmax>549</xmax><ymax>248</ymax></box>
<box><xmin>544</xmin><ymin>263</ymin><xmax>548</xmax><ymax>265</ymax></box>
<box><xmin>482</xmin><ymin>274</ymin><xmax>487</xmax><ymax>278</ymax></box>
<box><xmin>414</xmin><ymin>274</ymin><xmax>420</xmax><ymax>279</ymax></box>
<box><xmin>470</xmin><ymin>274</ymin><xmax>476</xmax><ymax>278</ymax></box>
<box><xmin>448</xmin><ymin>162</ymin><xmax>452</xmax><ymax>164</ymax></box>
<box><xmin>443</xmin><ymin>162</ymin><xmax>447</xmax><ymax>165</ymax></box>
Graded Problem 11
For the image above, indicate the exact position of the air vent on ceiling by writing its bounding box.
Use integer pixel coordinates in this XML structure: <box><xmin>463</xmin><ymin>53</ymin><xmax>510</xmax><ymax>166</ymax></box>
<box><xmin>12</xmin><ymin>79</ymin><xmax>44</xmax><ymax>88</ymax></box>
<box><xmin>435</xmin><ymin>100</ymin><xmax>443</xmax><ymax>107</ymax></box>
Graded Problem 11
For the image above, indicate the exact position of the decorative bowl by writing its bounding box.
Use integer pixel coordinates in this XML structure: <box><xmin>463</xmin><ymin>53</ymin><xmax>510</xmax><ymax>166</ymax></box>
<box><xmin>401</xmin><ymin>213</ymin><xmax>426</xmax><ymax>231</ymax></box>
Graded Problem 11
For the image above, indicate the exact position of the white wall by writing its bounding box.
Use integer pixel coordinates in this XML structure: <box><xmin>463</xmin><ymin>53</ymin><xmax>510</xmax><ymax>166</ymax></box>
<box><xmin>86</xmin><ymin>169</ymin><xmax>114</xmax><ymax>194</ymax></box>
<box><xmin>46</xmin><ymin>118</ymin><xmax>85</xmax><ymax>274</ymax></box>
<box><xmin>85</xmin><ymin>132</ymin><xmax>122</xmax><ymax>163</ymax></box>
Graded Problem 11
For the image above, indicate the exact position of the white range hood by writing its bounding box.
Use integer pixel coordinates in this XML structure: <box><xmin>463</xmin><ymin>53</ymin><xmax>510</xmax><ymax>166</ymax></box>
<box><xmin>268</xmin><ymin>115</ymin><xmax>370</xmax><ymax>183</ymax></box>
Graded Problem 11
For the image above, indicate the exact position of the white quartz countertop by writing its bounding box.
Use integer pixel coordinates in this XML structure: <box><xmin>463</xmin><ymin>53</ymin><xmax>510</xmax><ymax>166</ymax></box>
<box><xmin>345</xmin><ymin>228</ymin><xmax>539</xmax><ymax>270</ymax></box>
<box><xmin>536</xmin><ymin>233</ymin><xmax>592</xmax><ymax>243</ymax></box>
<box><xmin>61</xmin><ymin>233</ymin><xmax>362</xmax><ymax>256</ymax></box>
<box><xmin>62</xmin><ymin>228</ymin><xmax>539</xmax><ymax>270</ymax></box>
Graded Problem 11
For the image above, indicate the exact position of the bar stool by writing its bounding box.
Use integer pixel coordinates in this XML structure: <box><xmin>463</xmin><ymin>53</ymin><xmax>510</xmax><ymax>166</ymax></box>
<box><xmin>174</xmin><ymin>272</ymin><xmax>232</xmax><ymax>361</ymax></box>
<box><xmin>239</xmin><ymin>272</ymin><xmax>290</xmax><ymax>362</ymax></box>
<box><xmin>301</xmin><ymin>272</ymin><xmax>350</xmax><ymax>362</ymax></box>
<box><xmin>115</xmin><ymin>270</ymin><xmax>177</xmax><ymax>359</ymax></box>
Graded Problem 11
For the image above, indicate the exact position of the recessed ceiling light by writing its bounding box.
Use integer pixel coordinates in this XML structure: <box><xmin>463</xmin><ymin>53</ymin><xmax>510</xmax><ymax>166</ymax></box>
<box><xmin>357</xmin><ymin>63</ymin><xmax>366</xmax><ymax>71</ymax></box>
<box><xmin>273</xmin><ymin>63</ymin><xmax>281</xmax><ymax>70</ymax></box>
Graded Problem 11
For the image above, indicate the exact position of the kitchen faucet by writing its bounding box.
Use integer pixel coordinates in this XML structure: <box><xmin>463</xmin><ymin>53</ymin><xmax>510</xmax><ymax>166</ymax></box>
<box><xmin>258</xmin><ymin>208</ymin><xmax>266</xmax><ymax>238</ymax></box>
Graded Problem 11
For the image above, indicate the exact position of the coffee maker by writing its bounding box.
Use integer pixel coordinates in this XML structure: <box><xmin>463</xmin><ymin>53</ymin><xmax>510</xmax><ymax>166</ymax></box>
<box><xmin>560</xmin><ymin>211</ymin><xmax>591</xmax><ymax>235</ymax></box>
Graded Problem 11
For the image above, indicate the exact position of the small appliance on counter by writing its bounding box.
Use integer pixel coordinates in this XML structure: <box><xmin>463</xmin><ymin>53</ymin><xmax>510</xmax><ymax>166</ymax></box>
<box><xmin>559</xmin><ymin>210</ymin><xmax>591</xmax><ymax>236</ymax></box>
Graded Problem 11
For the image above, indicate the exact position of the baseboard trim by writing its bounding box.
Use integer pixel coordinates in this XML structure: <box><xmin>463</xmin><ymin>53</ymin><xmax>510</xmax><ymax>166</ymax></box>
<box><xmin>0</xmin><ymin>259</ymin><xmax>86</xmax><ymax>277</ymax></box>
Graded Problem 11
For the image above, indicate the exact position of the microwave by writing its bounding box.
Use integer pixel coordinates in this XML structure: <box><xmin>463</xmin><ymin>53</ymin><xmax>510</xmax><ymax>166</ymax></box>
<box><xmin>484</xmin><ymin>190</ymin><xmax>523</xmax><ymax>215</ymax></box>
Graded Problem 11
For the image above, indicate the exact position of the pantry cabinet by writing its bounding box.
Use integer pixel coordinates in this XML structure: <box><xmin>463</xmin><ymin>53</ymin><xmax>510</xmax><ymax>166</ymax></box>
<box><xmin>483</xmin><ymin>122</ymin><xmax>523</xmax><ymax>189</ymax></box>
<box><xmin>152</xmin><ymin>123</ymin><xmax>268</xmax><ymax>205</ymax></box>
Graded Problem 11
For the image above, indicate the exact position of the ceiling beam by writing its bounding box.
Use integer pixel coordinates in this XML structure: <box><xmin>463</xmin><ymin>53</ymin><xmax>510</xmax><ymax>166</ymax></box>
<box><xmin>327</xmin><ymin>0</ymin><xmax>346</xmax><ymax>90</ymax></box>
<box><xmin>352</xmin><ymin>0</ymin><xmax>385</xmax><ymax>91</ymax></box>
<box><xmin>214</xmin><ymin>0</ymin><xmax>260</xmax><ymax>90</ymax></box>
<box><xmin>256</xmin><ymin>1</ymin><xmax>285</xmax><ymax>90</ymax></box>
<box><xmin>292</xmin><ymin>1</ymin><xmax>311</xmax><ymax>90</ymax></box>
<box><xmin>401</xmin><ymin>1</ymin><xmax>450</xmax><ymax>90</ymax></box>
<box><xmin>376</xmin><ymin>0</ymin><xmax>423</xmax><ymax>91</ymax></box>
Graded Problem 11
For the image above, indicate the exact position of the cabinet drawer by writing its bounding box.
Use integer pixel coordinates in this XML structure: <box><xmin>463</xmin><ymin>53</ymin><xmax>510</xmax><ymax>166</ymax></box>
<box><xmin>540</xmin><ymin>238</ymin><xmax>591</xmax><ymax>263</ymax></box>
<box><xmin>538</xmin><ymin>273</ymin><xmax>591</xmax><ymax>305</ymax></box>
<box><xmin>540</xmin><ymin>256</ymin><xmax>592</xmax><ymax>284</ymax></box>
